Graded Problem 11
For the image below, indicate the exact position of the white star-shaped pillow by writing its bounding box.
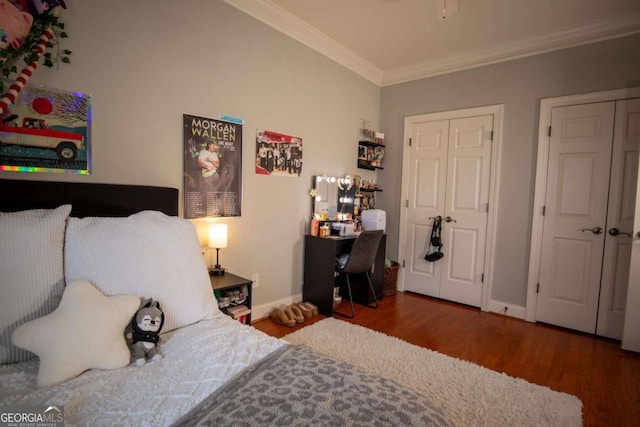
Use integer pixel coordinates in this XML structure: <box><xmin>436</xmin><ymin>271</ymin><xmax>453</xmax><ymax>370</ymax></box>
<box><xmin>12</xmin><ymin>280</ymin><xmax>140</xmax><ymax>387</ymax></box>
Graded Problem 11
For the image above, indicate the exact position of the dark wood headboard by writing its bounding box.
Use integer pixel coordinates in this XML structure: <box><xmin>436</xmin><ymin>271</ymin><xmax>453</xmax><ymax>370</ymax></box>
<box><xmin>0</xmin><ymin>179</ymin><xmax>179</xmax><ymax>217</ymax></box>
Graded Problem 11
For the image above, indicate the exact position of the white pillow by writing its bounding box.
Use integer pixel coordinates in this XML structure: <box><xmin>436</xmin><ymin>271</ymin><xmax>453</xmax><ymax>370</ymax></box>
<box><xmin>0</xmin><ymin>204</ymin><xmax>71</xmax><ymax>364</ymax></box>
<box><xmin>12</xmin><ymin>280</ymin><xmax>140</xmax><ymax>387</ymax></box>
<box><xmin>64</xmin><ymin>211</ymin><xmax>218</xmax><ymax>332</ymax></box>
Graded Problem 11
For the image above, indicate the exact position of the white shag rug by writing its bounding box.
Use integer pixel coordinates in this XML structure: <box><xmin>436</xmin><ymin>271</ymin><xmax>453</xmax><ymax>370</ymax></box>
<box><xmin>284</xmin><ymin>318</ymin><xmax>582</xmax><ymax>427</ymax></box>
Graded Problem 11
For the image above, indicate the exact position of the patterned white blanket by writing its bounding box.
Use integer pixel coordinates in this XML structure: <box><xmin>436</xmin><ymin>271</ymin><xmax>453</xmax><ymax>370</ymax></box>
<box><xmin>0</xmin><ymin>316</ymin><xmax>284</xmax><ymax>426</ymax></box>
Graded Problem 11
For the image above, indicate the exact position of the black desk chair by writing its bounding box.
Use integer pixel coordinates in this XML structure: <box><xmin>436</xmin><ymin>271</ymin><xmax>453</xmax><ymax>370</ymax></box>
<box><xmin>334</xmin><ymin>230</ymin><xmax>383</xmax><ymax>318</ymax></box>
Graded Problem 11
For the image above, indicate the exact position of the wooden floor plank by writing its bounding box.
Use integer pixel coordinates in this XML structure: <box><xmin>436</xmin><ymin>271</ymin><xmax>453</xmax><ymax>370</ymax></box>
<box><xmin>253</xmin><ymin>291</ymin><xmax>640</xmax><ymax>427</ymax></box>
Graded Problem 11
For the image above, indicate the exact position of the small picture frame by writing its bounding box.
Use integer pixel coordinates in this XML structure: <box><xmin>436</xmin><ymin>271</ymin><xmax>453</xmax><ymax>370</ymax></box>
<box><xmin>358</xmin><ymin>144</ymin><xmax>367</xmax><ymax>160</ymax></box>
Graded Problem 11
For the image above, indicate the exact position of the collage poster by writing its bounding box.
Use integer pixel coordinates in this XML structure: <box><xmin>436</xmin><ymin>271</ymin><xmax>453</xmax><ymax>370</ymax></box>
<box><xmin>183</xmin><ymin>114</ymin><xmax>242</xmax><ymax>219</ymax></box>
<box><xmin>255</xmin><ymin>129</ymin><xmax>302</xmax><ymax>177</ymax></box>
<box><xmin>0</xmin><ymin>83</ymin><xmax>91</xmax><ymax>174</ymax></box>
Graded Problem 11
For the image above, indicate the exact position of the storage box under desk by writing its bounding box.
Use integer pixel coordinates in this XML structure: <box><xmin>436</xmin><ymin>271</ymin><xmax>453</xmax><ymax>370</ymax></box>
<box><xmin>303</xmin><ymin>234</ymin><xmax>385</xmax><ymax>316</ymax></box>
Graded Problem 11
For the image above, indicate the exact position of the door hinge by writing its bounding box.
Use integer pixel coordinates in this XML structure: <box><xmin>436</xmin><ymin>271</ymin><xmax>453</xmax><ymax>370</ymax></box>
<box><xmin>402</xmin><ymin>260</ymin><xmax>405</xmax><ymax>268</ymax></box>
<box><xmin>536</xmin><ymin>283</ymin><xmax>540</xmax><ymax>293</ymax></box>
<box><xmin>405</xmin><ymin>199</ymin><xmax>409</xmax><ymax>208</ymax></box>
<box><xmin>542</xmin><ymin>205</ymin><xmax>546</xmax><ymax>216</ymax></box>
<box><xmin>481</xmin><ymin>273</ymin><xmax>485</xmax><ymax>283</ymax></box>
<box><xmin>409</xmin><ymin>137</ymin><xmax>412</xmax><ymax>147</ymax></box>
<box><xmin>490</xmin><ymin>131</ymin><xmax>494</xmax><ymax>141</ymax></box>
<box><xmin>547</xmin><ymin>126</ymin><xmax>552</xmax><ymax>137</ymax></box>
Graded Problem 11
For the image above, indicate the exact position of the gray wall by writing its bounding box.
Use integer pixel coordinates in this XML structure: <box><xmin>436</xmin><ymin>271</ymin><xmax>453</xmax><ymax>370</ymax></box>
<box><xmin>4</xmin><ymin>0</ymin><xmax>639</xmax><ymax>313</ymax></box>
<box><xmin>0</xmin><ymin>0</ymin><xmax>381</xmax><ymax>312</ymax></box>
<box><xmin>379</xmin><ymin>33</ymin><xmax>640</xmax><ymax>307</ymax></box>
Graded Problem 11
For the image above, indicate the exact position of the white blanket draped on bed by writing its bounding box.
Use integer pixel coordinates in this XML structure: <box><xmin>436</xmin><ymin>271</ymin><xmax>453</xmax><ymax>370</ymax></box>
<box><xmin>0</xmin><ymin>315</ymin><xmax>285</xmax><ymax>427</ymax></box>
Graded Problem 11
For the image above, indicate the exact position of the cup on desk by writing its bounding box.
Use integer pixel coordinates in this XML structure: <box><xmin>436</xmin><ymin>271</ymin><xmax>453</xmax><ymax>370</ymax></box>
<box><xmin>319</xmin><ymin>225</ymin><xmax>330</xmax><ymax>238</ymax></box>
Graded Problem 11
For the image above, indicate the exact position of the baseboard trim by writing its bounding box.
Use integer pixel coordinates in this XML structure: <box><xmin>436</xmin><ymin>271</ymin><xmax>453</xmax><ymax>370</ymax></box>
<box><xmin>488</xmin><ymin>300</ymin><xmax>526</xmax><ymax>320</ymax></box>
<box><xmin>252</xmin><ymin>295</ymin><xmax>525</xmax><ymax>322</ymax></box>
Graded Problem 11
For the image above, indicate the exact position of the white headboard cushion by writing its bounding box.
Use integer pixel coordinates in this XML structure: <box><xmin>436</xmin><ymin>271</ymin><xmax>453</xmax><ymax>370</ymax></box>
<box><xmin>64</xmin><ymin>211</ymin><xmax>219</xmax><ymax>333</ymax></box>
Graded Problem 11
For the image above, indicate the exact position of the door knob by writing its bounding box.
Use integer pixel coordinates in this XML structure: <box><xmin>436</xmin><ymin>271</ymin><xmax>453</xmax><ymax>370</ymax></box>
<box><xmin>580</xmin><ymin>226</ymin><xmax>603</xmax><ymax>234</ymax></box>
<box><xmin>444</xmin><ymin>216</ymin><xmax>457</xmax><ymax>223</ymax></box>
<box><xmin>609</xmin><ymin>228</ymin><xmax>632</xmax><ymax>237</ymax></box>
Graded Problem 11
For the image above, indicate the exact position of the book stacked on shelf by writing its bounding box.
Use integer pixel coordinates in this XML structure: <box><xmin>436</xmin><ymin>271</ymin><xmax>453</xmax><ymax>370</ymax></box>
<box><xmin>361</xmin><ymin>129</ymin><xmax>385</xmax><ymax>145</ymax></box>
<box><xmin>225</xmin><ymin>304</ymin><xmax>251</xmax><ymax>324</ymax></box>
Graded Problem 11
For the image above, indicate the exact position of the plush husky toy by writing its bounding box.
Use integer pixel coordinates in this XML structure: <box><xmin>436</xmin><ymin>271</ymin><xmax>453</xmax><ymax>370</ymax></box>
<box><xmin>126</xmin><ymin>298</ymin><xmax>165</xmax><ymax>366</ymax></box>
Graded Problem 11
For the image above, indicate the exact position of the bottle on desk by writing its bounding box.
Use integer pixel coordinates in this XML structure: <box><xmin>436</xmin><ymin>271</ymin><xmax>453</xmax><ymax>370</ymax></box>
<box><xmin>310</xmin><ymin>217</ymin><xmax>319</xmax><ymax>236</ymax></box>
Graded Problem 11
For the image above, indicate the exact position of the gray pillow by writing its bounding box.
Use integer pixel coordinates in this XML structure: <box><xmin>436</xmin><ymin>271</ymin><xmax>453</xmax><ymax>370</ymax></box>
<box><xmin>0</xmin><ymin>205</ymin><xmax>71</xmax><ymax>364</ymax></box>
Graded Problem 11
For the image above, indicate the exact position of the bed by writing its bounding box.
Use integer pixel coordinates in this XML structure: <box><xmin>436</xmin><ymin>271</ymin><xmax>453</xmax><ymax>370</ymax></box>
<box><xmin>0</xmin><ymin>179</ymin><xmax>448</xmax><ymax>426</ymax></box>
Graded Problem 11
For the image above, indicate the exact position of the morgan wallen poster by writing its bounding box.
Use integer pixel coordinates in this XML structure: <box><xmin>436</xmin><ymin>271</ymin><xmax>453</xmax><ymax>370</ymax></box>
<box><xmin>183</xmin><ymin>114</ymin><xmax>242</xmax><ymax>219</ymax></box>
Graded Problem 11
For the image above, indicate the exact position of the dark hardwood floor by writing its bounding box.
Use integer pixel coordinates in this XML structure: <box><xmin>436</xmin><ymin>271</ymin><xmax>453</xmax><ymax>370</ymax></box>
<box><xmin>253</xmin><ymin>291</ymin><xmax>640</xmax><ymax>427</ymax></box>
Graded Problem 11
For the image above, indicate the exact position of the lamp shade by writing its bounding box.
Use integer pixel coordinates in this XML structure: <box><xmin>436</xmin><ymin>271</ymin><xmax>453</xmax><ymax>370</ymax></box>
<box><xmin>208</xmin><ymin>223</ymin><xmax>228</xmax><ymax>249</ymax></box>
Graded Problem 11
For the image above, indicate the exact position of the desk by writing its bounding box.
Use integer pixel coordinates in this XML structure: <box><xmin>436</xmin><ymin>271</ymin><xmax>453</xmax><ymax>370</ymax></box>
<box><xmin>303</xmin><ymin>234</ymin><xmax>386</xmax><ymax>316</ymax></box>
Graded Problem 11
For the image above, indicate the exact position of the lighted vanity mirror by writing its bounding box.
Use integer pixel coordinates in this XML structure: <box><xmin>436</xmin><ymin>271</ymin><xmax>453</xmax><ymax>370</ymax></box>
<box><xmin>311</xmin><ymin>174</ymin><xmax>360</xmax><ymax>219</ymax></box>
<box><xmin>311</xmin><ymin>175</ymin><xmax>338</xmax><ymax>217</ymax></box>
<box><xmin>337</xmin><ymin>175</ymin><xmax>356</xmax><ymax>217</ymax></box>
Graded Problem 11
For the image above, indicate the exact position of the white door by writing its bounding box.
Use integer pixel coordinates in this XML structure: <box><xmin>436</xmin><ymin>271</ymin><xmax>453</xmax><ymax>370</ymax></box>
<box><xmin>402</xmin><ymin>114</ymin><xmax>493</xmax><ymax>307</ymax></box>
<box><xmin>622</xmin><ymin>134</ymin><xmax>640</xmax><ymax>352</ymax></box>
<box><xmin>597</xmin><ymin>99</ymin><xmax>640</xmax><ymax>339</ymax></box>
<box><xmin>536</xmin><ymin>100</ymin><xmax>640</xmax><ymax>338</ymax></box>
<box><xmin>439</xmin><ymin>116</ymin><xmax>493</xmax><ymax>306</ymax></box>
<box><xmin>402</xmin><ymin>119</ymin><xmax>448</xmax><ymax>297</ymax></box>
<box><xmin>535</xmin><ymin>102</ymin><xmax>615</xmax><ymax>333</ymax></box>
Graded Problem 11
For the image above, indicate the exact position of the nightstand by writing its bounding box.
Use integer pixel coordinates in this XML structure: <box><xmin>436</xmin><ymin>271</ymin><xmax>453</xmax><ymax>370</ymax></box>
<box><xmin>209</xmin><ymin>272</ymin><xmax>253</xmax><ymax>324</ymax></box>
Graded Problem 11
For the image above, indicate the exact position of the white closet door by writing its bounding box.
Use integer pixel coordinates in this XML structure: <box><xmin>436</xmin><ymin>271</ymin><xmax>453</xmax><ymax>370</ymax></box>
<box><xmin>597</xmin><ymin>99</ymin><xmax>640</xmax><ymax>339</ymax></box>
<box><xmin>439</xmin><ymin>115</ymin><xmax>493</xmax><ymax>307</ymax></box>
<box><xmin>403</xmin><ymin>119</ymin><xmax>449</xmax><ymax>297</ymax></box>
<box><xmin>402</xmin><ymin>114</ymin><xmax>493</xmax><ymax>308</ymax></box>
<box><xmin>535</xmin><ymin>102</ymin><xmax>615</xmax><ymax>333</ymax></box>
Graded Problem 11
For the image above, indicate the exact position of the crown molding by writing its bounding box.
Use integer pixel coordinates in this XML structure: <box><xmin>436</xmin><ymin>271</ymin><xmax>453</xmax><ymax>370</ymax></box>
<box><xmin>225</xmin><ymin>0</ymin><xmax>640</xmax><ymax>88</ymax></box>
<box><xmin>224</xmin><ymin>0</ymin><xmax>384</xmax><ymax>86</ymax></box>
<box><xmin>381</xmin><ymin>12</ymin><xmax>640</xmax><ymax>86</ymax></box>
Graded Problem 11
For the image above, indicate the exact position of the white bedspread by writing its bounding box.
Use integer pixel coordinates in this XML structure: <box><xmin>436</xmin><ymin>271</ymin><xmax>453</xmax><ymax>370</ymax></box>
<box><xmin>0</xmin><ymin>315</ymin><xmax>285</xmax><ymax>426</ymax></box>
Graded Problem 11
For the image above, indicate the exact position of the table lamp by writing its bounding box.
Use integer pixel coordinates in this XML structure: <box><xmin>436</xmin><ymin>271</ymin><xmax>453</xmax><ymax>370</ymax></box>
<box><xmin>208</xmin><ymin>223</ymin><xmax>227</xmax><ymax>276</ymax></box>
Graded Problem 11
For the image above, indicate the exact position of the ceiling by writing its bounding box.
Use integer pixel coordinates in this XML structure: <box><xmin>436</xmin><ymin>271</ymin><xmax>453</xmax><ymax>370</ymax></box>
<box><xmin>225</xmin><ymin>0</ymin><xmax>640</xmax><ymax>86</ymax></box>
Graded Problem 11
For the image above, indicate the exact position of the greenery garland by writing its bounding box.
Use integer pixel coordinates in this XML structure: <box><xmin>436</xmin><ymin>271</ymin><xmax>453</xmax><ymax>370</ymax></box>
<box><xmin>0</xmin><ymin>11</ymin><xmax>71</xmax><ymax>94</ymax></box>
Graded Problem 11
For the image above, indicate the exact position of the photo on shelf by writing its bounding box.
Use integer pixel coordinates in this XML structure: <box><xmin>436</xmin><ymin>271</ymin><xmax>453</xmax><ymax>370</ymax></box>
<box><xmin>358</xmin><ymin>145</ymin><xmax>367</xmax><ymax>160</ymax></box>
<box><xmin>373</xmin><ymin>146</ymin><xmax>385</xmax><ymax>165</ymax></box>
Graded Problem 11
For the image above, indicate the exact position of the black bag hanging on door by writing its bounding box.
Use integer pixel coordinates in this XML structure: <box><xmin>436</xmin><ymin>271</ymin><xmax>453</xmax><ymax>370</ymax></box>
<box><xmin>424</xmin><ymin>216</ymin><xmax>444</xmax><ymax>262</ymax></box>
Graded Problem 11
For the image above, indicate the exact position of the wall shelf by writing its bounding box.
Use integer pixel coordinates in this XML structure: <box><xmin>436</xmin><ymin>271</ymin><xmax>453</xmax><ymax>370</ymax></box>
<box><xmin>357</xmin><ymin>160</ymin><xmax>384</xmax><ymax>171</ymax></box>
<box><xmin>357</xmin><ymin>140</ymin><xmax>385</xmax><ymax>170</ymax></box>
<box><xmin>356</xmin><ymin>129</ymin><xmax>385</xmax><ymax>212</ymax></box>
